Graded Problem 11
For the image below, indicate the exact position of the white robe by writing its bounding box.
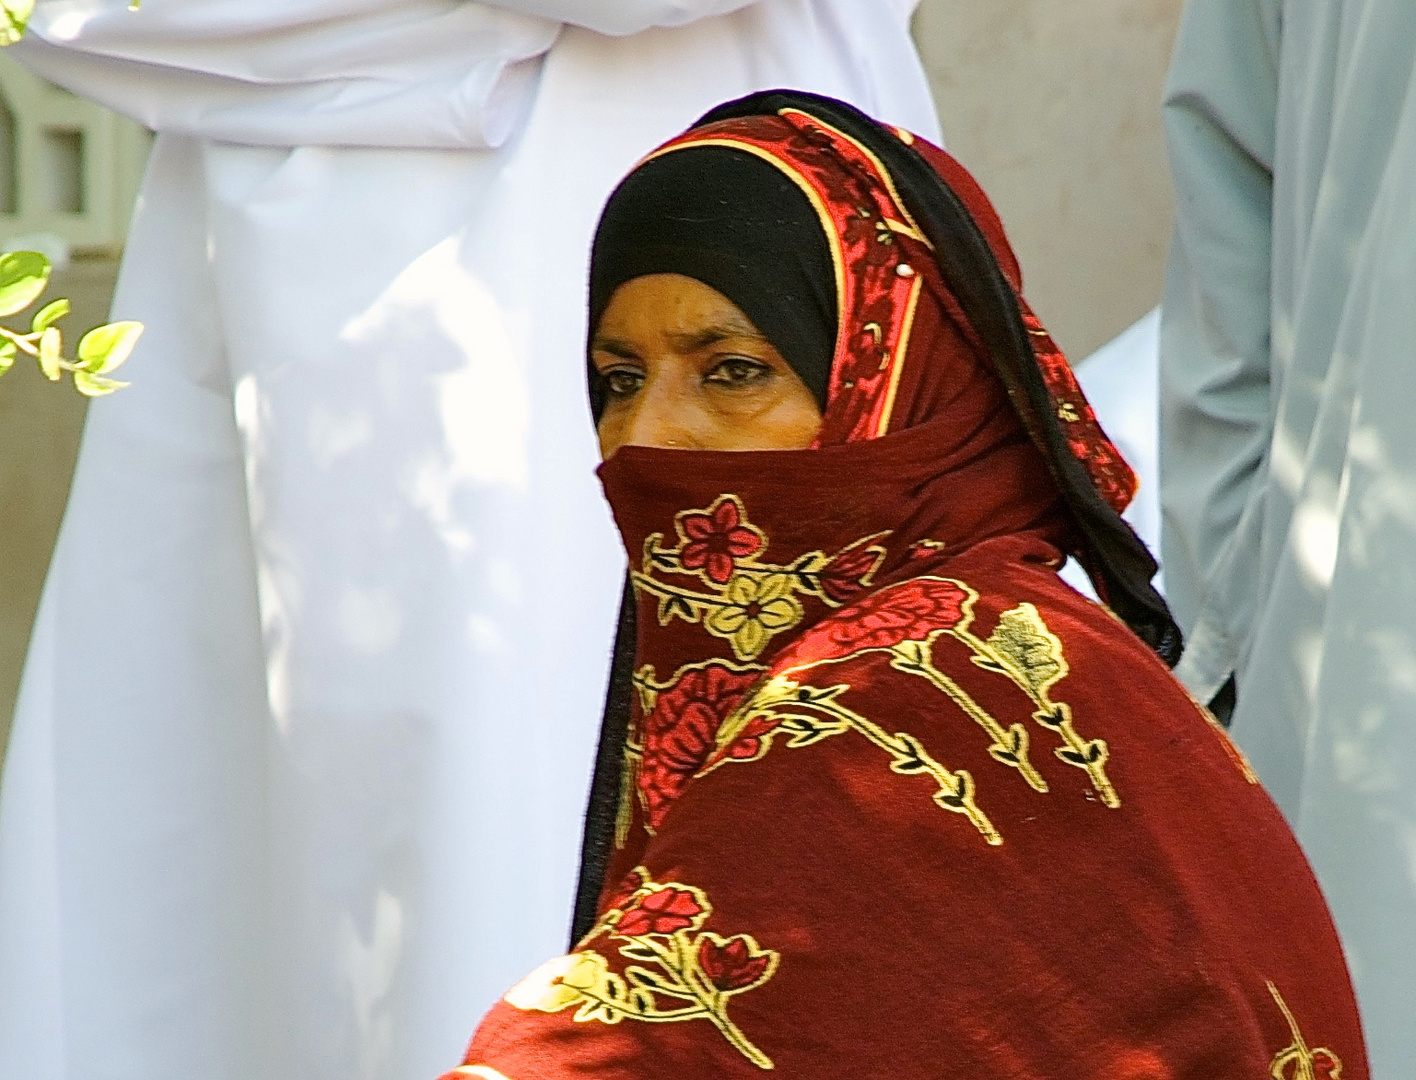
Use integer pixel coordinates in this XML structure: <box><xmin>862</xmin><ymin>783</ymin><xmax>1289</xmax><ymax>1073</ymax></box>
<box><xmin>1160</xmin><ymin>0</ymin><xmax>1416</xmax><ymax>1072</ymax></box>
<box><xmin>0</xmin><ymin>4</ymin><xmax>939</xmax><ymax>1078</ymax></box>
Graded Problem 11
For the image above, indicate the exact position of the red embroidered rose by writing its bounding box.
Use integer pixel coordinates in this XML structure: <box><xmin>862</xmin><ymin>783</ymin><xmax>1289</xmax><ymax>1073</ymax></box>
<box><xmin>772</xmin><ymin>579</ymin><xmax>969</xmax><ymax>671</ymax></box>
<box><xmin>679</xmin><ymin>500</ymin><xmax>762</xmax><ymax>585</ymax></box>
<box><xmin>818</xmin><ymin>543</ymin><xmax>884</xmax><ymax>603</ymax></box>
<box><xmin>822</xmin><ymin>579</ymin><xmax>968</xmax><ymax>653</ymax></box>
<box><xmin>615</xmin><ymin>886</ymin><xmax>703</xmax><ymax>937</ymax></box>
<box><xmin>698</xmin><ymin>935</ymin><xmax>772</xmax><ymax>992</ymax></box>
<box><xmin>640</xmin><ymin>665</ymin><xmax>760</xmax><ymax>828</ymax></box>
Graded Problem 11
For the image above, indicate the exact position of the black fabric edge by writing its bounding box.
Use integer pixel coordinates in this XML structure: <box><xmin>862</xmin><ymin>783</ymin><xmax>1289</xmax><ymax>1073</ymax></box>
<box><xmin>570</xmin><ymin>578</ymin><xmax>637</xmax><ymax>945</ymax></box>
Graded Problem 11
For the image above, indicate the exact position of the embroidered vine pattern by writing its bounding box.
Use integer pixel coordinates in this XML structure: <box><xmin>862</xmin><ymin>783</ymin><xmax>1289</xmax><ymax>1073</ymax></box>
<box><xmin>700</xmin><ymin>576</ymin><xmax>1117</xmax><ymax>846</ymax></box>
<box><xmin>506</xmin><ymin>868</ymin><xmax>779</xmax><ymax>1070</ymax></box>
<box><xmin>709</xmin><ymin>672</ymin><xmax>1001</xmax><ymax>845</ymax></box>
<box><xmin>630</xmin><ymin>495</ymin><xmax>888</xmax><ymax>661</ymax></box>
<box><xmin>947</xmin><ymin>596</ymin><xmax>1118</xmax><ymax>807</ymax></box>
<box><xmin>1267</xmin><ymin>982</ymin><xmax>1343</xmax><ymax>1080</ymax></box>
<box><xmin>626</xmin><ymin>495</ymin><xmax>1114</xmax><ymax>846</ymax></box>
<box><xmin>887</xmin><ymin>638</ymin><xmax>1048</xmax><ymax>795</ymax></box>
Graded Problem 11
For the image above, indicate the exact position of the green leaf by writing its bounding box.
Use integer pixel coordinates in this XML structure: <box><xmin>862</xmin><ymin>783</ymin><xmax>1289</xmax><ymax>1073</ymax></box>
<box><xmin>0</xmin><ymin>250</ymin><xmax>49</xmax><ymax>314</ymax></box>
<box><xmin>38</xmin><ymin>326</ymin><xmax>61</xmax><ymax>380</ymax></box>
<box><xmin>0</xmin><ymin>0</ymin><xmax>34</xmax><ymax>47</ymax></box>
<box><xmin>0</xmin><ymin>342</ymin><xmax>13</xmax><ymax>376</ymax></box>
<box><xmin>73</xmin><ymin>370</ymin><xmax>129</xmax><ymax>397</ymax></box>
<box><xmin>31</xmin><ymin>298</ymin><xmax>69</xmax><ymax>332</ymax></box>
<box><xmin>77</xmin><ymin>320</ymin><xmax>143</xmax><ymax>374</ymax></box>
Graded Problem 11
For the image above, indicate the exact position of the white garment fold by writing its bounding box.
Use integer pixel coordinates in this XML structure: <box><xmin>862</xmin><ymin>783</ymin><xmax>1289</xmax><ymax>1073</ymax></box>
<box><xmin>0</xmin><ymin>4</ymin><xmax>939</xmax><ymax>1080</ymax></box>
<box><xmin>19</xmin><ymin>1</ymin><xmax>560</xmax><ymax>147</ymax></box>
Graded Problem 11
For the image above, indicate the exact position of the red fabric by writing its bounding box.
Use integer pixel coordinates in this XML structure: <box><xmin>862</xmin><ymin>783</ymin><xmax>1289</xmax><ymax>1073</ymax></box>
<box><xmin>442</xmin><ymin>115</ymin><xmax>1367</xmax><ymax>1078</ymax></box>
<box><xmin>641</xmin><ymin>111</ymin><xmax>1137</xmax><ymax>515</ymax></box>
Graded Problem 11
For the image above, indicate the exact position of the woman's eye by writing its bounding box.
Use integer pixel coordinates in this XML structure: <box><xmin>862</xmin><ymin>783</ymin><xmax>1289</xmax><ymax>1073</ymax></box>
<box><xmin>705</xmin><ymin>356</ymin><xmax>771</xmax><ymax>387</ymax></box>
<box><xmin>602</xmin><ymin>368</ymin><xmax>643</xmax><ymax>397</ymax></box>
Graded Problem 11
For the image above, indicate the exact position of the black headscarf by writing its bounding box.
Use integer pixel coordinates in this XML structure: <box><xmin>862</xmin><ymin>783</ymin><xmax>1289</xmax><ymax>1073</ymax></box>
<box><xmin>587</xmin><ymin>146</ymin><xmax>837</xmax><ymax>415</ymax></box>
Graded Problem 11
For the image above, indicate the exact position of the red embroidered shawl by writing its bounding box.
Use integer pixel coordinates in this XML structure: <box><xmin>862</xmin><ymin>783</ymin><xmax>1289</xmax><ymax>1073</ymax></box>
<box><xmin>444</xmin><ymin>102</ymin><xmax>1366</xmax><ymax>1078</ymax></box>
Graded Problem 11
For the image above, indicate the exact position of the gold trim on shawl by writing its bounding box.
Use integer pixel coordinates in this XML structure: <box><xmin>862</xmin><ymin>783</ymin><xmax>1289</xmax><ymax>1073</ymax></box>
<box><xmin>777</xmin><ymin>107</ymin><xmax>933</xmax><ymax>248</ymax></box>
<box><xmin>875</xmin><ymin>273</ymin><xmax>924</xmax><ymax>436</ymax></box>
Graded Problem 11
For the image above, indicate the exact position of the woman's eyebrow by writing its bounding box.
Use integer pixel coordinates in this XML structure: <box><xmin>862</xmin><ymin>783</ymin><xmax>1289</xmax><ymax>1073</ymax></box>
<box><xmin>667</xmin><ymin>321</ymin><xmax>766</xmax><ymax>352</ymax></box>
<box><xmin>591</xmin><ymin>337</ymin><xmax>640</xmax><ymax>359</ymax></box>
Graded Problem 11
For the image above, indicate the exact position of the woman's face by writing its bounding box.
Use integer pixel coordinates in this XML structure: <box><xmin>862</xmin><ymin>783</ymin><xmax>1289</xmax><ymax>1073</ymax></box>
<box><xmin>592</xmin><ymin>274</ymin><xmax>823</xmax><ymax>458</ymax></box>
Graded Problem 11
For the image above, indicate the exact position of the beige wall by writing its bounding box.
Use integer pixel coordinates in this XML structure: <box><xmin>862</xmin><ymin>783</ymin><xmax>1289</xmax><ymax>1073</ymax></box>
<box><xmin>913</xmin><ymin>0</ymin><xmax>1184</xmax><ymax>359</ymax></box>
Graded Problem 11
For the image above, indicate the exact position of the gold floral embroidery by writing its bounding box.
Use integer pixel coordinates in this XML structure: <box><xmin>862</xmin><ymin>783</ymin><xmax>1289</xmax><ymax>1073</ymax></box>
<box><xmin>508</xmin><ymin>868</ymin><xmax>779</xmax><ymax>1070</ymax></box>
<box><xmin>709</xmin><ymin>673</ymin><xmax>1000</xmax><ymax>845</ymax></box>
<box><xmin>954</xmin><ymin>600</ymin><xmax>1118</xmax><ymax>807</ymax></box>
<box><xmin>1267</xmin><ymin>982</ymin><xmax>1343</xmax><ymax>1079</ymax></box>
<box><xmin>887</xmin><ymin>639</ymin><xmax>1048</xmax><ymax>794</ymax></box>
<box><xmin>704</xmin><ymin>574</ymin><xmax>801</xmax><ymax>660</ymax></box>
<box><xmin>630</xmin><ymin>494</ymin><xmax>888</xmax><ymax>660</ymax></box>
<box><xmin>703</xmin><ymin>576</ymin><xmax>1118</xmax><ymax>846</ymax></box>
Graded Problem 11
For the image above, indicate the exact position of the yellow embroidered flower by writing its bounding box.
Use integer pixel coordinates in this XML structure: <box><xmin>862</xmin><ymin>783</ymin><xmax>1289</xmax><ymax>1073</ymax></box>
<box><xmin>706</xmin><ymin>573</ymin><xmax>804</xmax><ymax>659</ymax></box>
<box><xmin>984</xmin><ymin>603</ymin><xmax>1067</xmax><ymax>700</ymax></box>
<box><xmin>504</xmin><ymin>951</ymin><xmax>608</xmax><ymax>1013</ymax></box>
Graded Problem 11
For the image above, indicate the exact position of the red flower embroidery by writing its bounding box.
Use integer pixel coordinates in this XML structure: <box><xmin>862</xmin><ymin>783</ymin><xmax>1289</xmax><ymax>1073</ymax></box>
<box><xmin>820</xmin><ymin>578</ymin><xmax>968</xmax><ymax>654</ymax></box>
<box><xmin>640</xmin><ymin>665</ymin><xmax>760</xmax><ymax>828</ymax></box>
<box><xmin>818</xmin><ymin>543</ymin><xmax>884</xmax><ymax>603</ymax></box>
<box><xmin>679</xmin><ymin>500</ymin><xmax>762</xmax><ymax>585</ymax></box>
<box><xmin>616</xmin><ymin>887</ymin><xmax>703</xmax><ymax>936</ymax></box>
<box><xmin>698</xmin><ymin>936</ymin><xmax>772</xmax><ymax>992</ymax></box>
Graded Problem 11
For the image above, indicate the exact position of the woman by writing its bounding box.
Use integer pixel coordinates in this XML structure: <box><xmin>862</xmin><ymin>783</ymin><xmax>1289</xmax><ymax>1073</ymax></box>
<box><xmin>443</xmin><ymin>92</ymin><xmax>1367</xmax><ymax>1076</ymax></box>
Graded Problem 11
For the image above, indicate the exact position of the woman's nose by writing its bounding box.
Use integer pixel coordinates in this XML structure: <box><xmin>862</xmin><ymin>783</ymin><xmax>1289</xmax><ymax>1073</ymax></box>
<box><xmin>619</xmin><ymin>377</ymin><xmax>696</xmax><ymax>449</ymax></box>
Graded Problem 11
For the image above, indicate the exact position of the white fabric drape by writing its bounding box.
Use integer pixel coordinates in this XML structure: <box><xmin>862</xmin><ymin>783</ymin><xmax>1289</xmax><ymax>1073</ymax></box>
<box><xmin>1160</xmin><ymin>0</ymin><xmax>1416</xmax><ymax>1072</ymax></box>
<box><xmin>0</xmin><ymin>4</ymin><xmax>939</xmax><ymax>1079</ymax></box>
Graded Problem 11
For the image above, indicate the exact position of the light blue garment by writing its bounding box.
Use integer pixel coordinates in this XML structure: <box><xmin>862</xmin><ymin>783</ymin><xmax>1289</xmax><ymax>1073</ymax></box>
<box><xmin>1160</xmin><ymin>0</ymin><xmax>1416</xmax><ymax>1072</ymax></box>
